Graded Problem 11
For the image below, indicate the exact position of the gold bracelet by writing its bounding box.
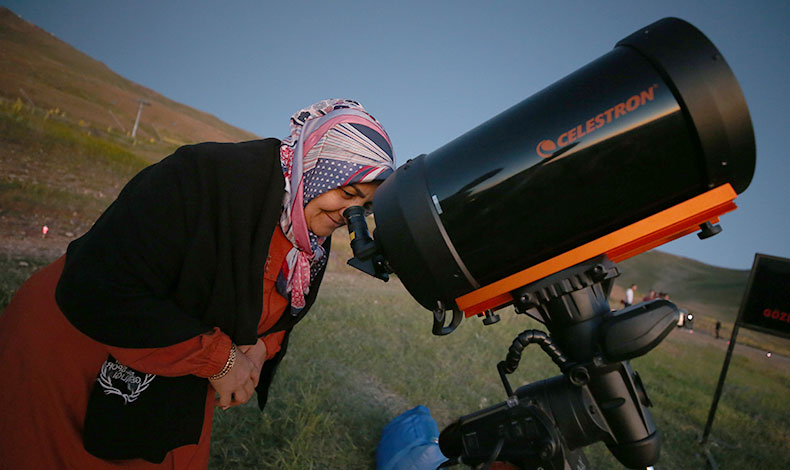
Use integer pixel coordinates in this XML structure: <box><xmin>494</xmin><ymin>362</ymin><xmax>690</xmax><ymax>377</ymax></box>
<box><xmin>209</xmin><ymin>344</ymin><xmax>237</xmax><ymax>380</ymax></box>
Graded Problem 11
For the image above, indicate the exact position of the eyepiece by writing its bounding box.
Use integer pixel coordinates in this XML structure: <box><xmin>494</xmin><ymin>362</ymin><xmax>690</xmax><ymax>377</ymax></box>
<box><xmin>343</xmin><ymin>206</ymin><xmax>390</xmax><ymax>281</ymax></box>
<box><xmin>343</xmin><ymin>206</ymin><xmax>376</xmax><ymax>259</ymax></box>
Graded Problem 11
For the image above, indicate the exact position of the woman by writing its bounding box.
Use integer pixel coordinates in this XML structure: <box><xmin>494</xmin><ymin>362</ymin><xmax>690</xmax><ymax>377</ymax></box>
<box><xmin>0</xmin><ymin>99</ymin><xmax>395</xmax><ymax>468</ymax></box>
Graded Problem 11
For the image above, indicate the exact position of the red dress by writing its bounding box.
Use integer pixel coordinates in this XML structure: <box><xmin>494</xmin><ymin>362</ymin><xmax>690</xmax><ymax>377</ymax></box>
<box><xmin>0</xmin><ymin>227</ymin><xmax>293</xmax><ymax>470</ymax></box>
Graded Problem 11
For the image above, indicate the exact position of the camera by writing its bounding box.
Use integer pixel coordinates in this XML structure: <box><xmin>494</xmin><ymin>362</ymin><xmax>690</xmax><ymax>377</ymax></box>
<box><xmin>344</xmin><ymin>17</ymin><xmax>754</xmax><ymax>469</ymax></box>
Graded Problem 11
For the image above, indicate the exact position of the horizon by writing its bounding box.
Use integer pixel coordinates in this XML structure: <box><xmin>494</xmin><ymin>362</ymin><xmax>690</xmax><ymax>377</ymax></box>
<box><xmin>3</xmin><ymin>0</ymin><xmax>788</xmax><ymax>270</ymax></box>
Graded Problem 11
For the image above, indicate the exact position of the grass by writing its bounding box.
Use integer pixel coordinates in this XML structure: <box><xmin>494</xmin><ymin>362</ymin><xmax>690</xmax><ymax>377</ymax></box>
<box><xmin>0</xmin><ymin>98</ymin><xmax>154</xmax><ymax>171</ymax></box>
<box><xmin>205</xmin><ymin>252</ymin><xmax>790</xmax><ymax>470</ymax></box>
<box><xmin>0</xmin><ymin>99</ymin><xmax>151</xmax><ymax>236</ymax></box>
<box><xmin>3</xmin><ymin>249</ymin><xmax>786</xmax><ymax>469</ymax></box>
<box><xmin>632</xmin><ymin>336</ymin><xmax>790</xmax><ymax>469</ymax></box>
<box><xmin>0</xmin><ymin>252</ymin><xmax>50</xmax><ymax>311</ymax></box>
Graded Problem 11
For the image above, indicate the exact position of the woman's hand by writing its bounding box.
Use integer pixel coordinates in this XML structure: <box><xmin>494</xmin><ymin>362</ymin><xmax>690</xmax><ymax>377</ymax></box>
<box><xmin>209</xmin><ymin>348</ymin><xmax>257</xmax><ymax>409</ymax></box>
<box><xmin>238</xmin><ymin>339</ymin><xmax>267</xmax><ymax>387</ymax></box>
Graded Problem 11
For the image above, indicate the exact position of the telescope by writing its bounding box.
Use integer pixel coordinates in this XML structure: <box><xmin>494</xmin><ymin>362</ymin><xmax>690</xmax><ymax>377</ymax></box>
<box><xmin>344</xmin><ymin>17</ymin><xmax>754</xmax><ymax>469</ymax></box>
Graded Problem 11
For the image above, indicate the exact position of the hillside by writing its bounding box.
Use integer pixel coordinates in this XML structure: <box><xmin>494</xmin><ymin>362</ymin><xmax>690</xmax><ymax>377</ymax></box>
<box><xmin>609</xmin><ymin>250</ymin><xmax>790</xmax><ymax>356</ymax></box>
<box><xmin>0</xmin><ymin>7</ymin><xmax>257</xmax><ymax>154</ymax></box>
<box><xmin>0</xmin><ymin>6</ymin><xmax>258</xmax><ymax>262</ymax></box>
<box><xmin>613</xmin><ymin>250</ymin><xmax>750</xmax><ymax>322</ymax></box>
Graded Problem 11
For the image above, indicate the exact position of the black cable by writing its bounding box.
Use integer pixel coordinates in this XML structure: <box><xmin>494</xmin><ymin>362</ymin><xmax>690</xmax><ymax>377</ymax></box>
<box><xmin>502</xmin><ymin>329</ymin><xmax>568</xmax><ymax>374</ymax></box>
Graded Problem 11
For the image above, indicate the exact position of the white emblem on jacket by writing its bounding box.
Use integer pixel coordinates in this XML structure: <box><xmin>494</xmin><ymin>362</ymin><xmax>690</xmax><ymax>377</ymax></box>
<box><xmin>97</xmin><ymin>358</ymin><xmax>156</xmax><ymax>404</ymax></box>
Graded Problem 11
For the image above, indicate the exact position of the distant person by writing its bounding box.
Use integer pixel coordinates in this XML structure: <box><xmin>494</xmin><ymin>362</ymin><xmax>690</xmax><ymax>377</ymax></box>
<box><xmin>643</xmin><ymin>289</ymin><xmax>657</xmax><ymax>302</ymax></box>
<box><xmin>659</xmin><ymin>292</ymin><xmax>670</xmax><ymax>300</ymax></box>
<box><xmin>623</xmin><ymin>283</ymin><xmax>637</xmax><ymax>307</ymax></box>
<box><xmin>0</xmin><ymin>99</ymin><xmax>396</xmax><ymax>468</ymax></box>
<box><xmin>715</xmin><ymin>320</ymin><xmax>722</xmax><ymax>339</ymax></box>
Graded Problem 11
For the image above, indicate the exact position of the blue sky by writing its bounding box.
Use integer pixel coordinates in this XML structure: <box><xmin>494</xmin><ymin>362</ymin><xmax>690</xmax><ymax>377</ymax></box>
<box><xmin>5</xmin><ymin>0</ymin><xmax>789</xmax><ymax>270</ymax></box>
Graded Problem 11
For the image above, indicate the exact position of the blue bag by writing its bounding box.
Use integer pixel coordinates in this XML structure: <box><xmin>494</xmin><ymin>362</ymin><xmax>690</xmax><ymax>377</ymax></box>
<box><xmin>377</xmin><ymin>405</ymin><xmax>448</xmax><ymax>470</ymax></box>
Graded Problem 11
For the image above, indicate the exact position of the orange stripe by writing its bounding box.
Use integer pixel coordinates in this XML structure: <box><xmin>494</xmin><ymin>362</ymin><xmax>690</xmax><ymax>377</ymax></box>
<box><xmin>457</xmin><ymin>184</ymin><xmax>738</xmax><ymax>316</ymax></box>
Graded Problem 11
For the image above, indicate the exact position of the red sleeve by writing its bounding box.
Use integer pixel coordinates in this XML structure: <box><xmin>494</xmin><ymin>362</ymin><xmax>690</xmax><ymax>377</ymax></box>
<box><xmin>107</xmin><ymin>327</ymin><xmax>232</xmax><ymax>378</ymax></box>
<box><xmin>261</xmin><ymin>330</ymin><xmax>286</xmax><ymax>360</ymax></box>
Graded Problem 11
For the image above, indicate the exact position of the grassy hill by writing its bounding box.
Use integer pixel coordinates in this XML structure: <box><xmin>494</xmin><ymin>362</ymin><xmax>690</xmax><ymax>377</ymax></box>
<box><xmin>0</xmin><ymin>6</ymin><xmax>259</xmax><ymax>262</ymax></box>
<box><xmin>0</xmin><ymin>8</ymin><xmax>257</xmax><ymax>150</ymax></box>
<box><xmin>613</xmin><ymin>250</ymin><xmax>750</xmax><ymax>321</ymax></box>
<box><xmin>608</xmin><ymin>251</ymin><xmax>790</xmax><ymax>356</ymax></box>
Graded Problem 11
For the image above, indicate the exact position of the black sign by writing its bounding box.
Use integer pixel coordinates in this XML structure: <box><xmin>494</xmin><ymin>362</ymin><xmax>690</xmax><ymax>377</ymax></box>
<box><xmin>737</xmin><ymin>254</ymin><xmax>790</xmax><ymax>339</ymax></box>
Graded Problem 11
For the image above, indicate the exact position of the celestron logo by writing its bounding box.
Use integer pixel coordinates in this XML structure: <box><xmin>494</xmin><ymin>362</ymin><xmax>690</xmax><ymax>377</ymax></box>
<box><xmin>536</xmin><ymin>84</ymin><xmax>659</xmax><ymax>158</ymax></box>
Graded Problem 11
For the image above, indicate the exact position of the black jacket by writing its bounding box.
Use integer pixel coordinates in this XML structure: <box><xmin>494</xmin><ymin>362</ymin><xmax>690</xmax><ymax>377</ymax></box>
<box><xmin>56</xmin><ymin>138</ymin><xmax>328</xmax><ymax>462</ymax></box>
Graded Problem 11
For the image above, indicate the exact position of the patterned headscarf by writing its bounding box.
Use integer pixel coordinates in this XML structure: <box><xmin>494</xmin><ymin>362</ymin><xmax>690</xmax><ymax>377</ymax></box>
<box><xmin>278</xmin><ymin>99</ymin><xmax>395</xmax><ymax>312</ymax></box>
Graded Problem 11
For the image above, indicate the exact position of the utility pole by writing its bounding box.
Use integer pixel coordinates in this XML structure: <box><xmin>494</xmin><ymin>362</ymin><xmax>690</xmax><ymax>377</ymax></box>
<box><xmin>131</xmin><ymin>98</ymin><xmax>150</xmax><ymax>138</ymax></box>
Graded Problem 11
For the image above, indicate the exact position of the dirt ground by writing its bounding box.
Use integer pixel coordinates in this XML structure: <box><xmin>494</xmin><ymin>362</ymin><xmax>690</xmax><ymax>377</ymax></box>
<box><xmin>668</xmin><ymin>322</ymin><xmax>790</xmax><ymax>369</ymax></box>
<box><xmin>1</xmin><ymin>230</ymin><xmax>73</xmax><ymax>260</ymax></box>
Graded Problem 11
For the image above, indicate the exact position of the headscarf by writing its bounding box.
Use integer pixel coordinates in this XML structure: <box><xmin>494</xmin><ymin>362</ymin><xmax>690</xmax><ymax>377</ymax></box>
<box><xmin>278</xmin><ymin>99</ymin><xmax>395</xmax><ymax>312</ymax></box>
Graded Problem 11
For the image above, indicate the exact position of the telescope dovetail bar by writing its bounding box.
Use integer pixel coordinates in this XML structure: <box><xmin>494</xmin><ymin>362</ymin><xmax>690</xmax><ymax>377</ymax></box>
<box><xmin>457</xmin><ymin>183</ymin><xmax>738</xmax><ymax>316</ymax></box>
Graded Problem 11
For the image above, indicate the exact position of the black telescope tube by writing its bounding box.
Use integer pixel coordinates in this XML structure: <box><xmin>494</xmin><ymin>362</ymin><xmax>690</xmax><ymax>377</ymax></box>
<box><xmin>373</xmin><ymin>17</ymin><xmax>755</xmax><ymax>312</ymax></box>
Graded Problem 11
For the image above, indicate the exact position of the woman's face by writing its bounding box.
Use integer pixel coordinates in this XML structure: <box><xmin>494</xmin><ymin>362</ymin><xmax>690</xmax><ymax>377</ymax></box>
<box><xmin>304</xmin><ymin>182</ymin><xmax>379</xmax><ymax>237</ymax></box>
